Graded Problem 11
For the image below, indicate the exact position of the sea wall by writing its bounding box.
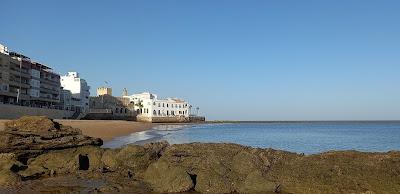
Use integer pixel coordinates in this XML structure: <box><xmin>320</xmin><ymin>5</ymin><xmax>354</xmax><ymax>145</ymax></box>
<box><xmin>137</xmin><ymin>115</ymin><xmax>205</xmax><ymax>123</ymax></box>
<box><xmin>0</xmin><ymin>104</ymin><xmax>74</xmax><ymax>119</ymax></box>
<box><xmin>189</xmin><ymin>116</ymin><xmax>206</xmax><ymax>122</ymax></box>
<box><xmin>137</xmin><ymin>116</ymin><xmax>189</xmax><ymax>123</ymax></box>
<box><xmin>83</xmin><ymin>112</ymin><xmax>135</xmax><ymax>121</ymax></box>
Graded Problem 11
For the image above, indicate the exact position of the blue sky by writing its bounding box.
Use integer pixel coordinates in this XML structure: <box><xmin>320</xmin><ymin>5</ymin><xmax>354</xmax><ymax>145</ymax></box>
<box><xmin>1</xmin><ymin>1</ymin><xmax>400</xmax><ymax>120</ymax></box>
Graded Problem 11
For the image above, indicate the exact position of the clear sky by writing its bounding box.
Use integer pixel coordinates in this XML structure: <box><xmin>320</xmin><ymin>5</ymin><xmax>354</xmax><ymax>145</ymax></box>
<box><xmin>1</xmin><ymin>0</ymin><xmax>400</xmax><ymax>120</ymax></box>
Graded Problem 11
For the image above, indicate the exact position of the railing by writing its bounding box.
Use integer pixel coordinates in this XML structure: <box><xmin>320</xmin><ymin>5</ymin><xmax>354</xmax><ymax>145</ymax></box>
<box><xmin>9</xmin><ymin>68</ymin><xmax>31</xmax><ymax>78</ymax></box>
<box><xmin>8</xmin><ymin>80</ymin><xmax>30</xmax><ymax>88</ymax></box>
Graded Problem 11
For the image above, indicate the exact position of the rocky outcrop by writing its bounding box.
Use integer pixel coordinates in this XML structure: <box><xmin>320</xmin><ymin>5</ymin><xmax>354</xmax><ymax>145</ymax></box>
<box><xmin>0</xmin><ymin>116</ymin><xmax>103</xmax><ymax>161</ymax></box>
<box><xmin>0</xmin><ymin>153</ymin><xmax>22</xmax><ymax>186</ymax></box>
<box><xmin>143</xmin><ymin>143</ymin><xmax>280</xmax><ymax>193</ymax></box>
<box><xmin>1</xmin><ymin>116</ymin><xmax>400</xmax><ymax>194</ymax></box>
<box><xmin>10</xmin><ymin>142</ymin><xmax>400</xmax><ymax>194</ymax></box>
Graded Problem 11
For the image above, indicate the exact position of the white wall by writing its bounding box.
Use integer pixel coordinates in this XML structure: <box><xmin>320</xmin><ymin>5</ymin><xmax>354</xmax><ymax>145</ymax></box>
<box><xmin>125</xmin><ymin>92</ymin><xmax>190</xmax><ymax>118</ymax></box>
<box><xmin>60</xmin><ymin>72</ymin><xmax>90</xmax><ymax>112</ymax></box>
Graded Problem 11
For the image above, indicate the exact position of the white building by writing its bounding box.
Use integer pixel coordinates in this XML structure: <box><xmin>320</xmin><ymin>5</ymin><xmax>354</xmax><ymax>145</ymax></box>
<box><xmin>124</xmin><ymin>92</ymin><xmax>191</xmax><ymax>118</ymax></box>
<box><xmin>0</xmin><ymin>44</ymin><xmax>9</xmax><ymax>55</ymax></box>
<box><xmin>60</xmin><ymin>72</ymin><xmax>90</xmax><ymax>112</ymax></box>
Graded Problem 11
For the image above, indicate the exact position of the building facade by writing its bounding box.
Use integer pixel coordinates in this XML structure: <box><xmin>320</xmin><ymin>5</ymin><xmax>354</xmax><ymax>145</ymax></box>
<box><xmin>60</xmin><ymin>72</ymin><xmax>90</xmax><ymax>112</ymax></box>
<box><xmin>97</xmin><ymin>87</ymin><xmax>112</xmax><ymax>96</ymax></box>
<box><xmin>86</xmin><ymin>93</ymin><xmax>135</xmax><ymax>120</ymax></box>
<box><xmin>0</xmin><ymin>43</ymin><xmax>61</xmax><ymax>107</ymax></box>
<box><xmin>123</xmin><ymin>92</ymin><xmax>191</xmax><ymax>122</ymax></box>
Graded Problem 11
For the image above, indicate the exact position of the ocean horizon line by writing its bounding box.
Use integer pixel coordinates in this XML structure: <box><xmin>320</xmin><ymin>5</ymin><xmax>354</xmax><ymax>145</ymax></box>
<box><xmin>207</xmin><ymin>120</ymin><xmax>400</xmax><ymax>123</ymax></box>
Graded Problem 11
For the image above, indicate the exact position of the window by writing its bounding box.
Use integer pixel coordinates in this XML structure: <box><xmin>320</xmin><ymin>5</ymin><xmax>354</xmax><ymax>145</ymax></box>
<box><xmin>153</xmin><ymin>110</ymin><xmax>157</xmax><ymax>115</ymax></box>
<box><xmin>167</xmin><ymin>104</ymin><xmax>169</xmax><ymax>108</ymax></box>
<box><xmin>167</xmin><ymin>110</ymin><xmax>169</xmax><ymax>116</ymax></box>
<box><xmin>158</xmin><ymin>110</ymin><xmax>161</xmax><ymax>115</ymax></box>
<box><xmin>153</xmin><ymin>102</ymin><xmax>156</xmax><ymax>106</ymax></box>
<box><xmin>162</xmin><ymin>103</ymin><xmax>164</xmax><ymax>107</ymax></box>
<box><xmin>158</xmin><ymin>103</ymin><xmax>160</xmax><ymax>107</ymax></box>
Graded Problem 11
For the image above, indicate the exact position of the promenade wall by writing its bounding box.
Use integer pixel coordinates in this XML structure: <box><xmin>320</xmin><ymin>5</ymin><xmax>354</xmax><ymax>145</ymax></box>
<box><xmin>137</xmin><ymin>115</ymin><xmax>205</xmax><ymax>123</ymax></box>
<box><xmin>0</xmin><ymin>104</ymin><xmax>74</xmax><ymax>119</ymax></box>
<box><xmin>83</xmin><ymin>108</ymin><xmax>136</xmax><ymax>121</ymax></box>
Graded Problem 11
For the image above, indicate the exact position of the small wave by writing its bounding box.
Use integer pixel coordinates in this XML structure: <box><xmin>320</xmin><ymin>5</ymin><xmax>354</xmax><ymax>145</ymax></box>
<box><xmin>102</xmin><ymin>124</ymin><xmax>191</xmax><ymax>148</ymax></box>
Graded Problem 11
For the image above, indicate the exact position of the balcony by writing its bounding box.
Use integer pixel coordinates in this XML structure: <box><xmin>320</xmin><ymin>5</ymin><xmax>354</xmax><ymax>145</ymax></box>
<box><xmin>9</xmin><ymin>68</ymin><xmax>31</xmax><ymax>78</ymax></box>
<box><xmin>39</xmin><ymin>87</ymin><xmax>60</xmax><ymax>95</ymax></box>
<box><xmin>0</xmin><ymin>90</ymin><xmax>30</xmax><ymax>100</ymax></box>
<box><xmin>40</xmin><ymin>77</ymin><xmax>60</xmax><ymax>87</ymax></box>
<box><xmin>9</xmin><ymin>80</ymin><xmax>30</xmax><ymax>88</ymax></box>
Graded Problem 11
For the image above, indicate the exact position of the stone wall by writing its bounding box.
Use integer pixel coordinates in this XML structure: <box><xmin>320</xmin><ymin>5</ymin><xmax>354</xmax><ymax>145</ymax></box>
<box><xmin>189</xmin><ymin>116</ymin><xmax>206</xmax><ymax>122</ymax></box>
<box><xmin>83</xmin><ymin>112</ymin><xmax>135</xmax><ymax>121</ymax></box>
<box><xmin>0</xmin><ymin>104</ymin><xmax>74</xmax><ymax>119</ymax></box>
<box><xmin>137</xmin><ymin>115</ymin><xmax>205</xmax><ymax>123</ymax></box>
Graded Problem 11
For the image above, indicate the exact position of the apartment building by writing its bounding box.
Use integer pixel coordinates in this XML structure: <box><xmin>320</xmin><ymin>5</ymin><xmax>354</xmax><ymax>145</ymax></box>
<box><xmin>0</xmin><ymin>44</ymin><xmax>60</xmax><ymax>106</ymax></box>
<box><xmin>60</xmin><ymin>72</ymin><xmax>90</xmax><ymax>112</ymax></box>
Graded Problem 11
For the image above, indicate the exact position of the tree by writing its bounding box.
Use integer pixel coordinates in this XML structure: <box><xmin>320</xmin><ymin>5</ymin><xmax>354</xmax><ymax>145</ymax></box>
<box><xmin>135</xmin><ymin>100</ymin><xmax>144</xmax><ymax>114</ymax></box>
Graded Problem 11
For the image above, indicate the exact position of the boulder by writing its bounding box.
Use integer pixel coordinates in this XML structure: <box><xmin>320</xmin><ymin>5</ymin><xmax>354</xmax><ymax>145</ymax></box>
<box><xmin>0</xmin><ymin>116</ymin><xmax>103</xmax><ymax>160</ymax></box>
<box><xmin>101</xmin><ymin>141</ymin><xmax>169</xmax><ymax>173</ymax></box>
<box><xmin>0</xmin><ymin>153</ymin><xmax>22</xmax><ymax>185</ymax></box>
<box><xmin>195</xmin><ymin>170</ymin><xmax>235</xmax><ymax>194</ymax></box>
<box><xmin>20</xmin><ymin>146</ymin><xmax>104</xmax><ymax>178</ymax></box>
<box><xmin>144</xmin><ymin>143</ymin><xmax>275</xmax><ymax>194</ymax></box>
<box><xmin>144</xmin><ymin>160</ymin><xmax>194</xmax><ymax>193</ymax></box>
<box><xmin>237</xmin><ymin>170</ymin><xmax>279</xmax><ymax>193</ymax></box>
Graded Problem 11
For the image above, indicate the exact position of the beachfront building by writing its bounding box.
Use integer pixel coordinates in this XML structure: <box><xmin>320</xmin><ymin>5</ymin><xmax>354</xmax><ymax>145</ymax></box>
<box><xmin>0</xmin><ymin>43</ymin><xmax>61</xmax><ymax>107</ymax></box>
<box><xmin>0</xmin><ymin>43</ymin><xmax>78</xmax><ymax>119</ymax></box>
<box><xmin>123</xmin><ymin>92</ymin><xmax>191</xmax><ymax>122</ymax></box>
<box><xmin>87</xmin><ymin>88</ymin><xmax>135</xmax><ymax>120</ymax></box>
<box><xmin>60</xmin><ymin>72</ymin><xmax>90</xmax><ymax>112</ymax></box>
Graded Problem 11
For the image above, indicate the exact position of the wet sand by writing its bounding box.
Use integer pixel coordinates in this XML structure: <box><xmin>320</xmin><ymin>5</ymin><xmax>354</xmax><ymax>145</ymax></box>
<box><xmin>0</xmin><ymin>119</ymin><xmax>155</xmax><ymax>141</ymax></box>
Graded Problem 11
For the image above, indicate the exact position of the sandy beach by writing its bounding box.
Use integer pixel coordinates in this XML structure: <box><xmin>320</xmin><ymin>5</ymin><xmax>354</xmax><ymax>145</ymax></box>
<box><xmin>0</xmin><ymin>119</ymin><xmax>155</xmax><ymax>141</ymax></box>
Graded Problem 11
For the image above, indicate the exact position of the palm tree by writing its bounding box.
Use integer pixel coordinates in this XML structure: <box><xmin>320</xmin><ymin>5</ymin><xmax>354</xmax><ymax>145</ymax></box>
<box><xmin>135</xmin><ymin>100</ymin><xmax>144</xmax><ymax>114</ymax></box>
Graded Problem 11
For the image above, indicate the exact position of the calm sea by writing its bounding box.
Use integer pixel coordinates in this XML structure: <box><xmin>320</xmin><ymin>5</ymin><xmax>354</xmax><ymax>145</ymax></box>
<box><xmin>103</xmin><ymin>122</ymin><xmax>400</xmax><ymax>154</ymax></box>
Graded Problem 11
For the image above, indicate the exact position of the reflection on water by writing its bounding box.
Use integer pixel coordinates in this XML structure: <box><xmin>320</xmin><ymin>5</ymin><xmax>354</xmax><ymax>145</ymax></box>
<box><xmin>103</xmin><ymin>122</ymin><xmax>400</xmax><ymax>154</ymax></box>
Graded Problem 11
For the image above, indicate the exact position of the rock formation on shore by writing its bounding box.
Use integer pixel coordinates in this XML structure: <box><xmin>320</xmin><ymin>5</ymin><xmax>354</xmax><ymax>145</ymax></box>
<box><xmin>0</xmin><ymin>116</ymin><xmax>399</xmax><ymax>194</ymax></box>
<box><xmin>0</xmin><ymin>116</ymin><xmax>102</xmax><ymax>162</ymax></box>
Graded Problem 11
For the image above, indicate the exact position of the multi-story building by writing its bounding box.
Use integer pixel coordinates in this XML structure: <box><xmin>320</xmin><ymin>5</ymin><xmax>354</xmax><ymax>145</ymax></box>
<box><xmin>60</xmin><ymin>72</ymin><xmax>90</xmax><ymax>112</ymax></box>
<box><xmin>0</xmin><ymin>43</ymin><xmax>60</xmax><ymax>107</ymax></box>
<box><xmin>123</xmin><ymin>92</ymin><xmax>192</xmax><ymax>122</ymax></box>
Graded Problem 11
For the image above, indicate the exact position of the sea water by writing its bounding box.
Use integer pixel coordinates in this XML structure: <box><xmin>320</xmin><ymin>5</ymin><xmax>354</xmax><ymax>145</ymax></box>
<box><xmin>103</xmin><ymin>122</ymin><xmax>400</xmax><ymax>154</ymax></box>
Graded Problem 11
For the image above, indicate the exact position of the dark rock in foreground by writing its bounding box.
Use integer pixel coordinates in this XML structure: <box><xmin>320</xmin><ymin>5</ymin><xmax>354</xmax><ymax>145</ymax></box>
<box><xmin>0</xmin><ymin>116</ymin><xmax>400</xmax><ymax>194</ymax></box>
<box><xmin>0</xmin><ymin>116</ymin><xmax>103</xmax><ymax>161</ymax></box>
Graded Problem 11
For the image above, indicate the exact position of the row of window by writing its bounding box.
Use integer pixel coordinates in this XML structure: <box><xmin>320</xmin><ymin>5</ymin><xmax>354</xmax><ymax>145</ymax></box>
<box><xmin>115</xmin><ymin>107</ymin><xmax>128</xmax><ymax>114</ymax></box>
<box><xmin>152</xmin><ymin>110</ymin><xmax>187</xmax><ymax>116</ymax></box>
<box><xmin>153</xmin><ymin>102</ymin><xmax>188</xmax><ymax>108</ymax></box>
